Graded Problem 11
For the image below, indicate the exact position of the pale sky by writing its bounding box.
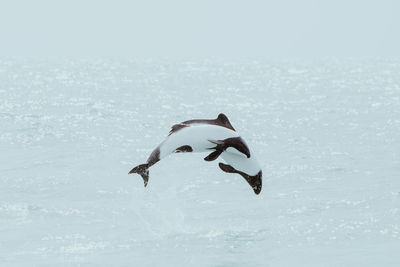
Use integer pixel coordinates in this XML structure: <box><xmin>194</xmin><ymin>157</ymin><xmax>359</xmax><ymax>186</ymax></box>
<box><xmin>0</xmin><ymin>0</ymin><xmax>399</xmax><ymax>58</ymax></box>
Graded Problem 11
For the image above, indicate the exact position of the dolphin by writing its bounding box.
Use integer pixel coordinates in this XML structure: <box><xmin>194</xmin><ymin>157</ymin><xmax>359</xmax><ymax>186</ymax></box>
<box><xmin>129</xmin><ymin>113</ymin><xmax>262</xmax><ymax>194</ymax></box>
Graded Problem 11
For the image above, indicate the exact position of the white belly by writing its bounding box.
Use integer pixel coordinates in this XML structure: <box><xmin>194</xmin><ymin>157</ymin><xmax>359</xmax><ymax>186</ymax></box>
<box><xmin>159</xmin><ymin>124</ymin><xmax>238</xmax><ymax>158</ymax></box>
<box><xmin>221</xmin><ymin>151</ymin><xmax>260</xmax><ymax>176</ymax></box>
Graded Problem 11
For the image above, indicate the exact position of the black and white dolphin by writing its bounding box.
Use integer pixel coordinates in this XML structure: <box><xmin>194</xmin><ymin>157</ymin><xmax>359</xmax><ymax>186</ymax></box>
<box><xmin>129</xmin><ymin>113</ymin><xmax>262</xmax><ymax>194</ymax></box>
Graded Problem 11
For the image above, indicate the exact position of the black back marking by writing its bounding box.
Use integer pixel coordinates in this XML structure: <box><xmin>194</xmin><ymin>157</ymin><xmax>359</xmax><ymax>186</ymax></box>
<box><xmin>168</xmin><ymin>113</ymin><xmax>235</xmax><ymax>136</ymax></box>
<box><xmin>146</xmin><ymin>147</ymin><xmax>160</xmax><ymax>167</ymax></box>
<box><xmin>218</xmin><ymin>162</ymin><xmax>262</xmax><ymax>195</ymax></box>
<box><xmin>175</xmin><ymin>145</ymin><xmax>193</xmax><ymax>153</ymax></box>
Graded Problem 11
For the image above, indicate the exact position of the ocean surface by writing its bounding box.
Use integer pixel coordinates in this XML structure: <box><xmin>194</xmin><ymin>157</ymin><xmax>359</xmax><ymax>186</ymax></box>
<box><xmin>1</xmin><ymin>58</ymin><xmax>399</xmax><ymax>266</ymax></box>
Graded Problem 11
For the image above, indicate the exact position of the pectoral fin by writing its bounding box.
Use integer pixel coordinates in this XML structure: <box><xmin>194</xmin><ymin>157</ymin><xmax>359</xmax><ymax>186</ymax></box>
<box><xmin>208</xmin><ymin>139</ymin><xmax>224</xmax><ymax>145</ymax></box>
<box><xmin>218</xmin><ymin>162</ymin><xmax>262</xmax><ymax>195</ymax></box>
<box><xmin>175</xmin><ymin>145</ymin><xmax>193</xmax><ymax>153</ymax></box>
<box><xmin>218</xmin><ymin>162</ymin><xmax>236</xmax><ymax>173</ymax></box>
<box><xmin>204</xmin><ymin>150</ymin><xmax>222</xmax><ymax>161</ymax></box>
<box><xmin>209</xmin><ymin>137</ymin><xmax>251</xmax><ymax>158</ymax></box>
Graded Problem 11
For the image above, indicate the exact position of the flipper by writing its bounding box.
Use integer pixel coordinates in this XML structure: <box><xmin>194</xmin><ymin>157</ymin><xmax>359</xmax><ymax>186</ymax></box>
<box><xmin>128</xmin><ymin>163</ymin><xmax>150</xmax><ymax>187</ymax></box>
<box><xmin>218</xmin><ymin>162</ymin><xmax>236</xmax><ymax>173</ymax></box>
<box><xmin>207</xmin><ymin>137</ymin><xmax>251</xmax><ymax>158</ymax></box>
<box><xmin>204</xmin><ymin>150</ymin><xmax>223</xmax><ymax>161</ymax></box>
<box><xmin>208</xmin><ymin>139</ymin><xmax>224</xmax><ymax>146</ymax></box>
<box><xmin>218</xmin><ymin>162</ymin><xmax>262</xmax><ymax>195</ymax></box>
<box><xmin>203</xmin><ymin>139</ymin><xmax>225</xmax><ymax>161</ymax></box>
<box><xmin>175</xmin><ymin>145</ymin><xmax>193</xmax><ymax>153</ymax></box>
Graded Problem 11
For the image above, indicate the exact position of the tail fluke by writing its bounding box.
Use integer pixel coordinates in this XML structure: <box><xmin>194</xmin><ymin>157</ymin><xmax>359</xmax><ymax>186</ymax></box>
<box><xmin>129</xmin><ymin>163</ymin><xmax>150</xmax><ymax>187</ymax></box>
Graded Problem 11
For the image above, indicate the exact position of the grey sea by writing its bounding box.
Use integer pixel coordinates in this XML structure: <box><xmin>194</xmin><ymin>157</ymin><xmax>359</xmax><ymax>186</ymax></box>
<box><xmin>1</xmin><ymin>58</ymin><xmax>399</xmax><ymax>266</ymax></box>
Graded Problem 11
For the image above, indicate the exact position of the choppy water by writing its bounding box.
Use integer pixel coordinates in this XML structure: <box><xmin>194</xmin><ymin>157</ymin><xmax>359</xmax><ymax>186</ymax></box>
<box><xmin>1</xmin><ymin>58</ymin><xmax>399</xmax><ymax>266</ymax></box>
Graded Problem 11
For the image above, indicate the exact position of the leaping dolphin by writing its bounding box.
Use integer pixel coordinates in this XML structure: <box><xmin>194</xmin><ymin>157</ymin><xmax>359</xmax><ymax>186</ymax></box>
<box><xmin>129</xmin><ymin>113</ymin><xmax>262</xmax><ymax>194</ymax></box>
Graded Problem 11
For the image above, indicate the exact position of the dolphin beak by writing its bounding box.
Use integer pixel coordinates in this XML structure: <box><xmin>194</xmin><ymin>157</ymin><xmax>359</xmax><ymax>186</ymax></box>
<box><xmin>243</xmin><ymin>147</ymin><xmax>251</xmax><ymax>158</ymax></box>
<box><xmin>252</xmin><ymin>171</ymin><xmax>262</xmax><ymax>194</ymax></box>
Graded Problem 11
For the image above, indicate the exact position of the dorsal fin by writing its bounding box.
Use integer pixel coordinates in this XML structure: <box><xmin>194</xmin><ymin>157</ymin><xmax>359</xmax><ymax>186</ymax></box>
<box><xmin>215</xmin><ymin>113</ymin><xmax>235</xmax><ymax>131</ymax></box>
<box><xmin>169</xmin><ymin>114</ymin><xmax>235</xmax><ymax>135</ymax></box>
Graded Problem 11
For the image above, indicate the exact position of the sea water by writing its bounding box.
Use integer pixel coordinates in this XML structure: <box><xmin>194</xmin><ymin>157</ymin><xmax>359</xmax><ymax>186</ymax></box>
<box><xmin>1</xmin><ymin>58</ymin><xmax>399</xmax><ymax>266</ymax></box>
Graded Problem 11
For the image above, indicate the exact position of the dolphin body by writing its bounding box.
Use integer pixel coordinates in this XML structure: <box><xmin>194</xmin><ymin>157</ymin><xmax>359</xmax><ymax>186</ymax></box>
<box><xmin>129</xmin><ymin>113</ymin><xmax>262</xmax><ymax>194</ymax></box>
